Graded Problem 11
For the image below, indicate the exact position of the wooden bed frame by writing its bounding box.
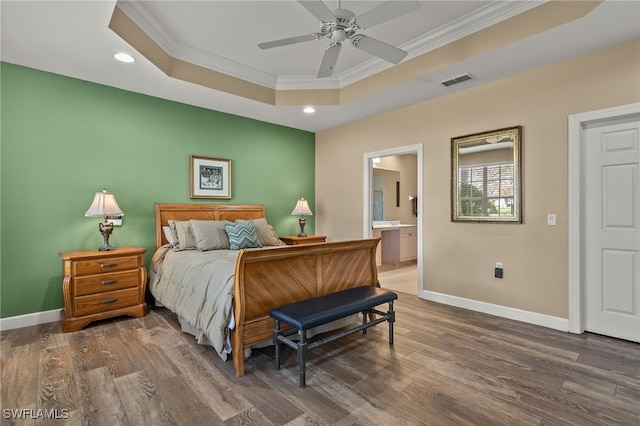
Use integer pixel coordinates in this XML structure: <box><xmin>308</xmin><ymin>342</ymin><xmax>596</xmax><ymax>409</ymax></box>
<box><xmin>154</xmin><ymin>203</ymin><xmax>380</xmax><ymax>376</ymax></box>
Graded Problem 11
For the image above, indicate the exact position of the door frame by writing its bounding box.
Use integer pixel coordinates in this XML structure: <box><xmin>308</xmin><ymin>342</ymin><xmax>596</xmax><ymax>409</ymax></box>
<box><xmin>363</xmin><ymin>143</ymin><xmax>423</xmax><ymax>292</ymax></box>
<box><xmin>567</xmin><ymin>102</ymin><xmax>640</xmax><ymax>334</ymax></box>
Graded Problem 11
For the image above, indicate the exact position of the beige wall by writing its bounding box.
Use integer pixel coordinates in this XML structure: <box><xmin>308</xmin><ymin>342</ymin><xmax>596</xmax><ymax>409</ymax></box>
<box><xmin>315</xmin><ymin>40</ymin><xmax>640</xmax><ymax>319</ymax></box>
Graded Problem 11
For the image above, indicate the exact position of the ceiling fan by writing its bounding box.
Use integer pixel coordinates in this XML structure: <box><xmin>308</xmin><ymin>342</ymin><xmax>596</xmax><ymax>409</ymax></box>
<box><xmin>257</xmin><ymin>0</ymin><xmax>420</xmax><ymax>78</ymax></box>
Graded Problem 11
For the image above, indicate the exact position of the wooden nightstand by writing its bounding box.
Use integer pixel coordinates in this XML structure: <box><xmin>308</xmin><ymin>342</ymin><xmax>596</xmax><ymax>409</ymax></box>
<box><xmin>59</xmin><ymin>247</ymin><xmax>148</xmax><ymax>332</ymax></box>
<box><xmin>280</xmin><ymin>235</ymin><xmax>326</xmax><ymax>245</ymax></box>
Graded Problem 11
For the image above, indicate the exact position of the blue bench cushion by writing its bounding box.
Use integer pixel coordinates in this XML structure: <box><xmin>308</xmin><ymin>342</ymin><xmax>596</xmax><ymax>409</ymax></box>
<box><xmin>270</xmin><ymin>286</ymin><xmax>397</xmax><ymax>330</ymax></box>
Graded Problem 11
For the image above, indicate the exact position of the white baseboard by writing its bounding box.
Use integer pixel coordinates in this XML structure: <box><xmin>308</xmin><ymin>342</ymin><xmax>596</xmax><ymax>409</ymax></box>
<box><xmin>1</xmin><ymin>292</ymin><xmax>570</xmax><ymax>334</ymax></box>
<box><xmin>420</xmin><ymin>290</ymin><xmax>569</xmax><ymax>332</ymax></box>
<box><xmin>0</xmin><ymin>309</ymin><xmax>62</xmax><ymax>331</ymax></box>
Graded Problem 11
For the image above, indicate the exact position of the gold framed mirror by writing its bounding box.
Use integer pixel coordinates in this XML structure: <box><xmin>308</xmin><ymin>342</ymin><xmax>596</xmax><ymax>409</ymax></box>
<box><xmin>451</xmin><ymin>126</ymin><xmax>522</xmax><ymax>223</ymax></box>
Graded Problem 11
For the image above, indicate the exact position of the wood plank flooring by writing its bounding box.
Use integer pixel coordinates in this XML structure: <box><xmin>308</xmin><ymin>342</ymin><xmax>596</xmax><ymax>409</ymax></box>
<box><xmin>1</xmin><ymin>293</ymin><xmax>639</xmax><ymax>425</ymax></box>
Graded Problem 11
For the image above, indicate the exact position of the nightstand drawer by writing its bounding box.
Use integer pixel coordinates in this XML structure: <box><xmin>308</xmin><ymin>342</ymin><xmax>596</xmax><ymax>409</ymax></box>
<box><xmin>73</xmin><ymin>256</ymin><xmax>140</xmax><ymax>276</ymax></box>
<box><xmin>74</xmin><ymin>270</ymin><xmax>140</xmax><ymax>296</ymax></box>
<box><xmin>74</xmin><ymin>287</ymin><xmax>140</xmax><ymax>317</ymax></box>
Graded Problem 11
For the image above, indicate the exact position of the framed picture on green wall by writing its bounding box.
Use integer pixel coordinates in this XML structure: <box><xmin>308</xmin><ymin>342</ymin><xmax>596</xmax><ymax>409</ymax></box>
<box><xmin>190</xmin><ymin>155</ymin><xmax>232</xmax><ymax>199</ymax></box>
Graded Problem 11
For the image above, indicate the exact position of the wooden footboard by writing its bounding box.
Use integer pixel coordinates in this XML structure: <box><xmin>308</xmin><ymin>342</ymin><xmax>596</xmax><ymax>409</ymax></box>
<box><xmin>231</xmin><ymin>238</ymin><xmax>380</xmax><ymax>376</ymax></box>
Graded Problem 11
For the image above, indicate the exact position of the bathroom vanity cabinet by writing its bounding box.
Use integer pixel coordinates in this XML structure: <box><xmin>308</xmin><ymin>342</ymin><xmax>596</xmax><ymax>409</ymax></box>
<box><xmin>372</xmin><ymin>223</ymin><xmax>417</xmax><ymax>266</ymax></box>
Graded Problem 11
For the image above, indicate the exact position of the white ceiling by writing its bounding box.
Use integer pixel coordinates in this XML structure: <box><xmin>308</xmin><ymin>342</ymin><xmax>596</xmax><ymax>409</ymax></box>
<box><xmin>1</xmin><ymin>1</ymin><xmax>639</xmax><ymax>133</ymax></box>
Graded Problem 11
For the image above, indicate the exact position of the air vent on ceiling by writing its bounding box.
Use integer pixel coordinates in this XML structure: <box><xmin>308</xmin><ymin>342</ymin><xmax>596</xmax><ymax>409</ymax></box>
<box><xmin>440</xmin><ymin>73</ymin><xmax>474</xmax><ymax>87</ymax></box>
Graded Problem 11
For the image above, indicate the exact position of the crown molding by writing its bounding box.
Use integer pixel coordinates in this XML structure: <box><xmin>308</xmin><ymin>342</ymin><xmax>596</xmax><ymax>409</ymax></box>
<box><xmin>338</xmin><ymin>0</ymin><xmax>545</xmax><ymax>87</ymax></box>
<box><xmin>117</xmin><ymin>1</ymin><xmax>277</xmax><ymax>88</ymax></box>
<box><xmin>116</xmin><ymin>0</ymin><xmax>546</xmax><ymax>91</ymax></box>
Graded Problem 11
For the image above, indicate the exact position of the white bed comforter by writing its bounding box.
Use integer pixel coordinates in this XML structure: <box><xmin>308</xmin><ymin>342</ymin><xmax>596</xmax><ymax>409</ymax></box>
<box><xmin>148</xmin><ymin>245</ymin><xmax>239</xmax><ymax>359</ymax></box>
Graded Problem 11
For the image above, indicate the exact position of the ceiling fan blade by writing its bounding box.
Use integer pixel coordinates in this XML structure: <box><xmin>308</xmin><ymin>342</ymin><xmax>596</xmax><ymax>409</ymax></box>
<box><xmin>298</xmin><ymin>0</ymin><xmax>335</xmax><ymax>23</ymax></box>
<box><xmin>351</xmin><ymin>35</ymin><xmax>407</xmax><ymax>64</ymax></box>
<box><xmin>355</xmin><ymin>0</ymin><xmax>420</xmax><ymax>30</ymax></box>
<box><xmin>317</xmin><ymin>43</ymin><xmax>341</xmax><ymax>78</ymax></box>
<box><xmin>257</xmin><ymin>34</ymin><xmax>318</xmax><ymax>50</ymax></box>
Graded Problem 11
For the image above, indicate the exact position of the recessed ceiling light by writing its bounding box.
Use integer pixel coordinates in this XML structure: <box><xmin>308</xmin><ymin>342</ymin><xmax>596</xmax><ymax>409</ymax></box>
<box><xmin>303</xmin><ymin>106</ymin><xmax>316</xmax><ymax>114</ymax></box>
<box><xmin>114</xmin><ymin>53</ymin><xmax>135</xmax><ymax>63</ymax></box>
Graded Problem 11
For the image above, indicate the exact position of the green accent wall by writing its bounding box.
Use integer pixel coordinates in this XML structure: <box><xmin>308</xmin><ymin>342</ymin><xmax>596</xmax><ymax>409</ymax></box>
<box><xmin>0</xmin><ymin>62</ymin><xmax>316</xmax><ymax>318</ymax></box>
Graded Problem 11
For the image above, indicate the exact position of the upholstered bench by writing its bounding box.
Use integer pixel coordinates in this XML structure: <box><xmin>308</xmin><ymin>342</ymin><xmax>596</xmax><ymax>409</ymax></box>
<box><xmin>269</xmin><ymin>286</ymin><xmax>398</xmax><ymax>387</ymax></box>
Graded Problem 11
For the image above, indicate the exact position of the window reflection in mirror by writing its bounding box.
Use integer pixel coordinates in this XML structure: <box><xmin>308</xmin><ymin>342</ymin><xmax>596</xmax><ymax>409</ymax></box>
<box><xmin>451</xmin><ymin>126</ymin><xmax>522</xmax><ymax>223</ymax></box>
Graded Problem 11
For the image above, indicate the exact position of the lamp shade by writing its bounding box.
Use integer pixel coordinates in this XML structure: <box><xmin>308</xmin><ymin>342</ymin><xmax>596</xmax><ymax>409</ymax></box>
<box><xmin>85</xmin><ymin>189</ymin><xmax>124</xmax><ymax>217</ymax></box>
<box><xmin>291</xmin><ymin>198</ymin><xmax>313</xmax><ymax>216</ymax></box>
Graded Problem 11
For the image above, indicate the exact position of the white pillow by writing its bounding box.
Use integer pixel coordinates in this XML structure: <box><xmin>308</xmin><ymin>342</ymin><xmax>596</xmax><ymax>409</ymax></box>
<box><xmin>162</xmin><ymin>226</ymin><xmax>175</xmax><ymax>246</ymax></box>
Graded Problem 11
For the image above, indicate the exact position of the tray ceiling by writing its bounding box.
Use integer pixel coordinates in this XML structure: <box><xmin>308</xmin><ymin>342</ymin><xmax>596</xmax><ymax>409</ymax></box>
<box><xmin>2</xmin><ymin>1</ymin><xmax>638</xmax><ymax>132</ymax></box>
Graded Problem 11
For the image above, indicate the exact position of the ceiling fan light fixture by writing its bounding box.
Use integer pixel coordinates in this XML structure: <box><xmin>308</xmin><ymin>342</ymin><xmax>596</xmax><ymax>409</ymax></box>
<box><xmin>332</xmin><ymin>29</ymin><xmax>347</xmax><ymax>43</ymax></box>
<box><xmin>303</xmin><ymin>106</ymin><xmax>316</xmax><ymax>114</ymax></box>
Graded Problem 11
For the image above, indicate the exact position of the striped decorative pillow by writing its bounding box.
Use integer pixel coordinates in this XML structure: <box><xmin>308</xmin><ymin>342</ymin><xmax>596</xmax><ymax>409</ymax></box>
<box><xmin>224</xmin><ymin>220</ymin><xmax>262</xmax><ymax>250</ymax></box>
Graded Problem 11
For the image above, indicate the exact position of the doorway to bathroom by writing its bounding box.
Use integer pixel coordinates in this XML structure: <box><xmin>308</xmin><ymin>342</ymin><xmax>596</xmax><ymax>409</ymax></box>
<box><xmin>363</xmin><ymin>144</ymin><xmax>423</xmax><ymax>295</ymax></box>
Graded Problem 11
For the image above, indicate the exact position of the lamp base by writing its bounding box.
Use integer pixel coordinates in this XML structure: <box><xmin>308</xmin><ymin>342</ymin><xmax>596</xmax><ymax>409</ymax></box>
<box><xmin>98</xmin><ymin>220</ymin><xmax>115</xmax><ymax>251</ymax></box>
<box><xmin>297</xmin><ymin>216</ymin><xmax>307</xmax><ymax>237</ymax></box>
<box><xmin>98</xmin><ymin>242</ymin><xmax>115</xmax><ymax>252</ymax></box>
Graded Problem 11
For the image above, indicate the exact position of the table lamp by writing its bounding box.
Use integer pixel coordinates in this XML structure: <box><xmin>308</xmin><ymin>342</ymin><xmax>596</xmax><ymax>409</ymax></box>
<box><xmin>85</xmin><ymin>189</ymin><xmax>124</xmax><ymax>251</ymax></box>
<box><xmin>291</xmin><ymin>198</ymin><xmax>313</xmax><ymax>237</ymax></box>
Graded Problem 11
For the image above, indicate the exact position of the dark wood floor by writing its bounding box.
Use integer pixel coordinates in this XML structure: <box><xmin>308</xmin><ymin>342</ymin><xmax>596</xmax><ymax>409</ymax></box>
<box><xmin>2</xmin><ymin>292</ymin><xmax>639</xmax><ymax>425</ymax></box>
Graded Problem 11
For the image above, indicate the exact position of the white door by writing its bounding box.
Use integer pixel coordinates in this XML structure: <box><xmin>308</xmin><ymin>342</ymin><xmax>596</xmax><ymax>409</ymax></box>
<box><xmin>584</xmin><ymin>117</ymin><xmax>640</xmax><ymax>342</ymax></box>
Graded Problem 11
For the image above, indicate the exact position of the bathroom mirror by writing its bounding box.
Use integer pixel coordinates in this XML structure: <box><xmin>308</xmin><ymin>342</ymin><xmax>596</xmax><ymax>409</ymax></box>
<box><xmin>373</xmin><ymin>168</ymin><xmax>400</xmax><ymax>221</ymax></box>
<box><xmin>451</xmin><ymin>126</ymin><xmax>522</xmax><ymax>223</ymax></box>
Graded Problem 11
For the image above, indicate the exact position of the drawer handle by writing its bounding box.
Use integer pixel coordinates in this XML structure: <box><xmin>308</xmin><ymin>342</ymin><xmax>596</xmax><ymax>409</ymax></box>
<box><xmin>100</xmin><ymin>298</ymin><xmax>117</xmax><ymax>305</ymax></box>
<box><xmin>100</xmin><ymin>263</ymin><xmax>117</xmax><ymax>268</ymax></box>
<box><xmin>101</xmin><ymin>279</ymin><xmax>117</xmax><ymax>286</ymax></box>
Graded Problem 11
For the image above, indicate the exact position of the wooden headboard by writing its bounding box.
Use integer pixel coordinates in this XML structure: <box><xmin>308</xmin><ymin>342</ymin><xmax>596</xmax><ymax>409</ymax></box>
<box><xmin>154</xmin><ymin>203</ymin><xmax>267</xmax><ymax>249</ymax></box>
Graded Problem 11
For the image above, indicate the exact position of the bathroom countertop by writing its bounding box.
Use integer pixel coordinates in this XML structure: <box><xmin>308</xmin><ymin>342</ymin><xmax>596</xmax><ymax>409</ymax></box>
<box><xmin>372</xmin><ymin>222</ymin><xmax>417</xmax><ymax>229</ymax></box>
